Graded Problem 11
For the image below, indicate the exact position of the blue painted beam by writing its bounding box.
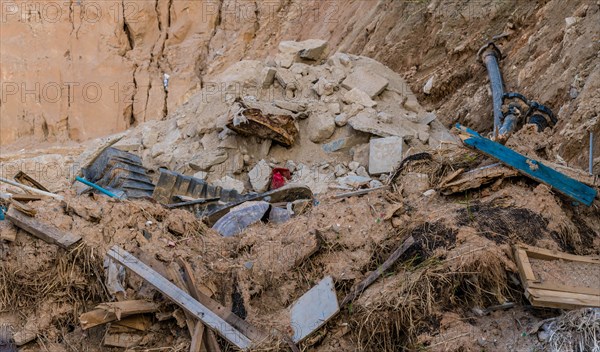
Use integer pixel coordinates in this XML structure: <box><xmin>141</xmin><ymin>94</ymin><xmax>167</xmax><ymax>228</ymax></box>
<box><xmin>456</xmin><ymin>124</ymin><xmax>597</xmax><ymax>206</ymax></box>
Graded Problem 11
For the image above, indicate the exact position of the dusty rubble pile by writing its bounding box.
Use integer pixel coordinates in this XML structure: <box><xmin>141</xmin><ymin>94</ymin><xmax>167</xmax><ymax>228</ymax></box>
<box><xmin>0</xmin><ymin>38</ymin><xmax>599</xmax><ymax>352</ymax></box>
<box><xmin>113</xmin><ymin>39</ymin><xmax>457</xmax><ymax>195</ymax></box>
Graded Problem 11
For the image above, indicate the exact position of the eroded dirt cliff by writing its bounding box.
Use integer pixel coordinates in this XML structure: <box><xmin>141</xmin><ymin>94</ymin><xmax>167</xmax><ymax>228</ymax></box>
<box><xmin>2</xmin><ymin>0</ymin><xmax>598</xmax><ymax>171</ymax></box>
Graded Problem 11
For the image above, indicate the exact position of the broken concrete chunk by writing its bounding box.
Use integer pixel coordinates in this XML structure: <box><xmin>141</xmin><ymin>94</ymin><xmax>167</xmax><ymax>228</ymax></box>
<box><xmin>189</xmin><ymin>149</ymin><xmax>228</xmax><ymax>171</ymax></box>
<box><xmin>249</xmin><ymin>160</ymin><xmax>272</xmax><ymax>193</ymax></box>
<box><xmin>313</xmin><ymin>77</ymin><xmax>336</xmax><ymax>96</ymax></box>
<box><xmin>423</xmin><ymin>76</ymin><xmax>435</xmax><ymax>95</ymax></box>
<box><xmin>349</xmin><ymin>110</ymin><xmax>429</xmax><ymax>140</ymax></box>
<box><xmin>334</xmin><ymin>164</ymin><xmax>348</xmax><ymax>177</ymax></box>
<box><xmin>298</xmin><ymin>39</ymin><xmax>329</xmax><ymax>61</ymax></box>
<box><xmin>369</xmin><ymin>136</ymin><xmax>405</xmax><ymax>175</ymax></box>
<box><xmin>428</xmin><ymin>120</ymin><xmax>460</xmax><ymax>149</ymax></box>
<box><xmin>213</xmin><ymin>176</ymin><xmax>245</xmax><ymax>194</ymax></box>
<box><xmin>273</xmin><ymin>99</ymin><xmax>307</xmax><ymax>113</ymax></box>
<box><xmin>418</xmin><ymin>112</ymin><xmax>437</xmax><ymax>125</ymax></box>
<box><xmin>342</xmin><ymin>88</ymin><xmax>377</xmax><ymax>108</ymax></box>
<box><xmin>275</xmin><ymin>52</ymin><xmax>295</xmax><ymax>69</ymax></box>
<box><xmin>328</xmin><ymin>52</ymin><xmax>352</xmax><ymax>68</ymax></box>
<box><xmin>328</xmin><ymin>103</ymin><xmax>341</xmax><ymax>115</ymax></box>
<box><xmin>342</xmin><ymin>67</ymin><xmax>389</xmax><ymax>98</ymax></box>
<box><xmin>335</xmin><ymin>113</ymin><xmax>350</xmax><ymax>127</ymax></box>
<box><xmin>257</xmin><ymin>67</ymin><xmax>277</xmax><ymax>88</ymax></box>
<box><xmin>275</xmin><ymin>69</ymin><xmax>297</xmax><ymax>89</ymax></box>
<box><xmin>355</xmin><ymin>166</ymin><xmax>370</xmax><ymax>178</ymax></box>
<box><xmin>308</xmin><ymin>112</ymin><xmax>336</xmax><ymax>143</ymax></box>
<box><xmin>290</xmin><ymin>276</ymin><xmax>339</xmax><ymax>343</ymax></box>
<box><xmin>338</xmin><ymin>175</ymin><xmax>371</xmax><ymax>188</ymax></box>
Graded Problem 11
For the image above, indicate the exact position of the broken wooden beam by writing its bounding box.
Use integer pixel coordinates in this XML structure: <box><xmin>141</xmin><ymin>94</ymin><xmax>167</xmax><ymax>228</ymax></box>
<box><xmin>341</xmin><ymin>236</ymin><xmax>415</xmax><ymax>306</ymax></box>
<box><xmin>333</xmin><ymin>186</ymin><xmax>390</xmax><ymax>199</ymax></box>
<box><xmin>107</xmin><ymin>246</ymin><xmax>253</xmax><ymax>350</ymax></box>
<box><xmin>176</xmin><ymin>258</ymin><xmax>269</xmax><ymax>345</ymax></box>
<box><xmin>9</xmin><ymin>194</ymin><xmax>45</xmax><ymax>202</ymax></box>
<box><xmin>439</xmin><ymin>163</ymin><xmax>519</xmax><ymax>194</ymax></box>
<box><xmin>13</xmin><ymin>171</ymin><xmax>50</xmax><ymax>192</ymax></box>
<box><xmin>0</xmin><ymin>177</ymin><xmax>63</xmax><ymax>201</ymax></box>
<box><xmin>457</xmin><ymin>124</ymin><xmax>598</xmax><ymax>206</ymax></box>
<box><xmin>79</xmin><ymin>300</ymin><xmax>158</xmax><ymax>330</ymax></box>
<box><xmin>175</xmin><ymin>259</ymin><xmax>224</xmax><ymax>352</ymax></box>
<box><xmin>5</xmin><ymin>207</ymin><xmax>81</xmax><ymax>249</ymax></box>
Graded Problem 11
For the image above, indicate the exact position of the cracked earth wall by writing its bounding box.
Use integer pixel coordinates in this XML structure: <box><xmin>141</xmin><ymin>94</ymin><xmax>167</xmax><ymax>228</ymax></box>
<box><xmin>1</xmin><ymin>0</ymin><xmax>598</xmax><ymax>171</ymax></box>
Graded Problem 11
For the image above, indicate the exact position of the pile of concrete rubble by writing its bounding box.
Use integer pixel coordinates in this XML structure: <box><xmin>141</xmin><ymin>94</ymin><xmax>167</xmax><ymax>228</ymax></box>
<box><xmin>113</xmin><ymin>39</ymin><xmax>458</xmax><ymax>196</ymax></box>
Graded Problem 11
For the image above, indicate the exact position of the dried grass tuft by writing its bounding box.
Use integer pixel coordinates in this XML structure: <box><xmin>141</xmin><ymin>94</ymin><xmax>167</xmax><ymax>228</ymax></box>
<box><xmin>547</xmin><ymin>308</ymin><xmax>600</xmax><ymax>352</ymax></box>
<box><xmin>348</xmin><ymin>224</ymin><xmax>516</xmax><ymax>351</ymax></box>
<box><xmin>0</xmin><ymin>242</ymin><xmax>107</xmax><ymax>324</ymax></box>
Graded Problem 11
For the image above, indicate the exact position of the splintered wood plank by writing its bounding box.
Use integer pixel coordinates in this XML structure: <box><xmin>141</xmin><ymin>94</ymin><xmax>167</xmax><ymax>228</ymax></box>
<box><xmin>457</xmin><ymin>124</ymin><xmax>598</xmax><ymax>206</ymax></box>
<box><xmin>166</xmin><ymin>263</ymin><xmax>196</xmax><ymax>336</ymax></box>
<box><xmin>177</xmin><ymin>258</ymin><xmax>269</xmax><ymax>344</ymax></box>
<box><xmin>439</xmin><ymin>163</ymin><xmax>519</xmax><ymax>194</ymax></box>
<box><xmin>527</xmin><ymin>288</ymin><xmax>600</xmax><ymax>309</ymax></box>
<box><xmin>190</xmin><ymin>323</ymin><xmax>206</xmax><ymax>352</ymax></box>
<box><xmin>79</xmin><ymin>301</ymin><xmax>158</xmax><ymax>330</ymax></box>
<box><xmin>341</xmin><ymin>236</ymin><xmax>416</xmax><ymax>306</ymax></box>
<box><xmin>176</xmin><ymin>259</ymin><xmax>225</xmax><ymax>352</ymax></box>
<box><xmin>9</xmin><ymin>199</ymin><xmax>37</xmax><ymax>216</ymax></box>
<box><xmin>107</xmin><ymin>246</ymin><xmax>252</xmax><ymax>350</ymax></box>
<box><xmin>6</xmin><ymin>207</ymin><xmax>81</xmax><ymax>249</ymax></box>
<box><xmin>110</xmin><ymin>315</ymin><xmax>152</xmax><ymax>332</ymax></box>
<box><xmin>14</xmin><ymin>171</ymin><xmax>50</xmax><ymax>192</ymax></box>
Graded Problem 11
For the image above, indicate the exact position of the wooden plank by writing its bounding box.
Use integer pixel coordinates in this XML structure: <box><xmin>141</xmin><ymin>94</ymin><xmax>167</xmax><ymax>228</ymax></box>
<box><xmin>190</xmin><ymin>323</ymin><xmax>206</xmax><ymax>352</ymax></box>
<box><xmin>166</xmin><ymin>263</ymin><xmax>196</xmax><ymax>336</ymax></box>
<box><xmin>176</xmin><ymin>259</ymin><xmax>222</xmax><ymax>352</ymax></box>
<box><xmin>107</xmin><ymin>246</ymin><xmax>252</xmax><ymax>350</ymax></box>
<box><xmin>527</xmin><ymin>282</ymin><xmax>600</xmax><ymax>297</ymax></box>
<box><xmin>6</xmin><ymin>207</ymin><xmax>81</xmax><ymax>249</ymax></box>
<box><xmin>457</xmin><ymin>124</ymin><xmax>598</xmax><ymax>206</ymax></box>
<box><xmin>111</xmin><ymin>315</ymin><xmax>152</xmax><ymax>332</ymax></box>
<box><xmin>204</xmin><ymin>331</ymin><xmax>222</xmax><ymax>352</ymax></box>
<box><xmin>10</xmin><ymin>194</ymin><xmax>45</xmax><ymax>202</ymax></box>
<box><xmin>9</xmin><ymin>199</ymin><xmax>36</xmax><ymax>216</ymax></box>
<box><xmin>527</xmin><ymin>288</ymin><xmax>600</xmax><ymax>309</ymax></box>
<box><xmin>14</xmin><ymin>171</ymin><xmax>50</xmax><ymax>192</ymax></box>
<box><xmin>439</xmin><ymin>163</ymin><xmax>519</xmax><ymax>194</ymax></box>
<box><xmin>341</xmin><ymin>236</ymin><xmax>416</xmax><ymax>306</ymax></box>
<box><xmin>513</xmin><ymin>248</ymin><xmax>536</xmax><ymax>282</ymax></box>
<box><xmin>520</xmin><ymin>244</ymin><xmax>600</xmax><ymax>264</ymax></box>
<box><xmin>177</xmin><ymin>259</ymin><xmax>268</xmax><ymax>344</ymax></box>
<box><xmin>79</xmin><ymin>301</ymin><xmax>158</xmax><ymax>330</ymax></box>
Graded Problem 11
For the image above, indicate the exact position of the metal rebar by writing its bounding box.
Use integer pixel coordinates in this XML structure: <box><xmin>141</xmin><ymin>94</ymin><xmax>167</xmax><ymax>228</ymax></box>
<box><xmin>478</xmin><ymin>42</ymin><xmax>504</xmax><ymax>139</ymax></box>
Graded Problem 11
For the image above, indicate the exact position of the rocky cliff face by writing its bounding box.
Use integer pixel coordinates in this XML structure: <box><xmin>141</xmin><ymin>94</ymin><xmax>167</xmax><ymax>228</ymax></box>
<box><xmin>1</xmin><ymin>0</ymin><xmax>598</xmax><ymax>170</ymax></box>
